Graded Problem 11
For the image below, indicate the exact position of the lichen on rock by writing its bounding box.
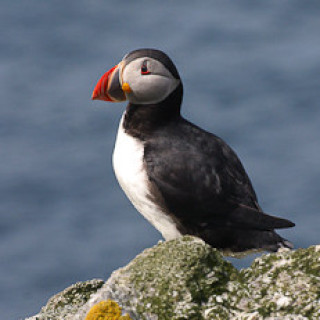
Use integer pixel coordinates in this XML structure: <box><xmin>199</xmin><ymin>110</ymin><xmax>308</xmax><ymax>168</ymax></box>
<box><xmin>75</xmin><ymin>238</ymin><xmax>320</xmax><ymax>320</ymax></box>
<box><xmin>237</xmin><ymin>245</ymin><xmax>320</xmax><ymax>319</ymax></box>
<box><xmin>84</xmin><ymin>300</ymin><xmax>132</xmax><ymax>320</ymax></box>
<box><xmin>26</xmin><ymin>237</ymin><xmax>320</xmax><ymax>320</ymax></box>
<box><xmin>26</xmin><ymin>279</ymin><xmax>104</xmax><ymax>320</ymax></box>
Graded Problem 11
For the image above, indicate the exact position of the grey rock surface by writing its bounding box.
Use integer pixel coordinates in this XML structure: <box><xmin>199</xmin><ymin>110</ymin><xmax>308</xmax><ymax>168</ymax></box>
<box><xmin>26</xmin><ymin>279</ymin><xmax>104</xmax><ymax>320</ymax></box>
<box><xmin>27</xmin><ymin>236</ymin><xmax>320</xmax><ymax>320</ymax></box>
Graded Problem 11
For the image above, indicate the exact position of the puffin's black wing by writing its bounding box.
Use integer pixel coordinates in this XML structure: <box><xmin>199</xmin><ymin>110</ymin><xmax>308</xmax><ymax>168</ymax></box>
<box><xmin>144</xmin><ymin>118</ymin><xmax>294</xmax><ymax>251</ymax></box>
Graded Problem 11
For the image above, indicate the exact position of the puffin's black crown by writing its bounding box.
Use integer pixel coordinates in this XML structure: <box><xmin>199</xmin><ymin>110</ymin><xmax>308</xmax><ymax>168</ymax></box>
<box><xmin>123</xmin><ymin>48</ymin><xmax>181</xmax><ymax>80</ymax></box>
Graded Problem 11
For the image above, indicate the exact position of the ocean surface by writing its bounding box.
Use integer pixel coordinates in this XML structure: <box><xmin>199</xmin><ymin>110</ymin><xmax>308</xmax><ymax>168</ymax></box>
<box><xmin>1</xmin><ymin>1</ymin><xmax>320</xmax><ymax>319</ymax></box>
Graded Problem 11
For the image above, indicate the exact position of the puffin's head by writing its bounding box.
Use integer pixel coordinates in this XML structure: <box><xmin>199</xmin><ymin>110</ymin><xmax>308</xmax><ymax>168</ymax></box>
<box><xmin>92</xmin><ymin>49</ymin><xmax>181</xmax><ymax>105</ymax></box>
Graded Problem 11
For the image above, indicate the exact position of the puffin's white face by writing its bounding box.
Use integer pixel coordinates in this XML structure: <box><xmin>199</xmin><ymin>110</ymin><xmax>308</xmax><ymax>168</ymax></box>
<box><xmin>120</xmin><ymin>57</ymin><xmax>180</xmax><ymax>104</ymax></box>
<box><xmin>91</xmin><ymin>49</ymin><xmax>181</xmax><ymax>105</ymax></box>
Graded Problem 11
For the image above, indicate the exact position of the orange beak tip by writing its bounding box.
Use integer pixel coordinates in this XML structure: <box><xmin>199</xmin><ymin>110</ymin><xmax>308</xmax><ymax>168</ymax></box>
<box><xmin>91</xmin><ymin>91</ymin><xmax>97</xmax><ymax>100</ymax></box>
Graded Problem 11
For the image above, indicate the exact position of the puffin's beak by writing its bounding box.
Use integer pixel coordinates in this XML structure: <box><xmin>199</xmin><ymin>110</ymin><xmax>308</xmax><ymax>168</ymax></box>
<box><xmin>91</xmin><ymin>63</ymin><xmax>127</xmax><ymax>102</ymax></box>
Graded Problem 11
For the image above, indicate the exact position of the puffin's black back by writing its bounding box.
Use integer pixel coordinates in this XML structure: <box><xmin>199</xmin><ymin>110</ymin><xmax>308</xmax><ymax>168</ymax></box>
<box><xmin>143</xmin><ymin>118</ymin><xmax>294</xmax><ymax>252</ymax></box>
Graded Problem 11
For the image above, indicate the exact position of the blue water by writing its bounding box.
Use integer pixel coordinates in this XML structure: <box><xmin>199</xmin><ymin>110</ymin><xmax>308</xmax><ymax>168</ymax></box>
<box><xmin>1</xmin><ymin>1</ymin><xmax>320</xmax><ymax>319</ymax></box>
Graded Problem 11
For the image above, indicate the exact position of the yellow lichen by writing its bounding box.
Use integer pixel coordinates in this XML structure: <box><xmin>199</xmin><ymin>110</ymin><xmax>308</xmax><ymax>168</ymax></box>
<box><xmin>85</xmin><ymin>299</ymin><xmax>132</xmax><ymax>320</ymax></box>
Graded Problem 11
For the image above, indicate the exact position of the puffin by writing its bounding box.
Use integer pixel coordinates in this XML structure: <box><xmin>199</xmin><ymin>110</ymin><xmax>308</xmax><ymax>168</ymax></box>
<box><xmin>92</xmin><ymin>48</ymin><xmax>295</xmax><ymax>254</ymax></box>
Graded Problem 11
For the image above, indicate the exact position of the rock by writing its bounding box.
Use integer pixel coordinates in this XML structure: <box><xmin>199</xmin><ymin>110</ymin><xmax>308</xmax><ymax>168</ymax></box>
<box><xmin>26</xmin><ymin>237</ymin><xmax>320</xmax><ymax>320</ymax></box>
<box><xmin>26</xmin><ymin>279</ymin><xmax>104</xmax><ymax>320</ymax></box>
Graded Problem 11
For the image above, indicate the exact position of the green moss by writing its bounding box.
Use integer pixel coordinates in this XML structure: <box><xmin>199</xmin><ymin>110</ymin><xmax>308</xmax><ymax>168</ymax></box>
<box><xmin>26</xmin><ymin>240</ymin><xmax>320</xmax><ymax>320</ymax></box>
<box><xmin>26</xmin><ymin>279</ymin><xmax>104</xmax><ymax>320</ymax></box>
<box><xmin>237</xmin><ymin>245</ymin><xmax>320</xmax><ymax>318</ymax></box>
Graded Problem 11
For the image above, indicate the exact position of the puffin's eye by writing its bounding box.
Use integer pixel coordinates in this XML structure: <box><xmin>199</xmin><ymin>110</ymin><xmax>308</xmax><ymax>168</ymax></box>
<box><xmin>141</xmin><ymin>60</ymin><xmax>151</xmax><ymax>75</ymax></box>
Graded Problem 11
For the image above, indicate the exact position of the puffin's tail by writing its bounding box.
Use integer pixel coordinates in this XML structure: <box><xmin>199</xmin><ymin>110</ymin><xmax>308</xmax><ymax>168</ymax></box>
<box><xmin>203</xmin><ymin>228</ymin><xmax>294</xmax><ymax>254</ymax></box>
<box><xmin>255</xmin><ymin>230</ymin><xmax>294</xmax><ymax>252</ymax></box>
<box><xmin>227</xmin><ymin>204</ymin><xmax>295</xmax><ymax>231</ymax></box>
<box><xmin>226</xmin><ymin>204</ymin><xmax>295</xmax><ymax>253</ymax></box>
<box><xmin>202</xmin><ymin>204</ymin><xmax>295</xmax><ymax>254</ymax></box>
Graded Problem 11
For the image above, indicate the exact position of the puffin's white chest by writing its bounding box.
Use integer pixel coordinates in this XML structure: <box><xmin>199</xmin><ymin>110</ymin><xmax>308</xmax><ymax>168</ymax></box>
<box><xmin>112</xmin><ymin>115</ymin><xmax>181</xmax><ymax>240</ymax></box>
